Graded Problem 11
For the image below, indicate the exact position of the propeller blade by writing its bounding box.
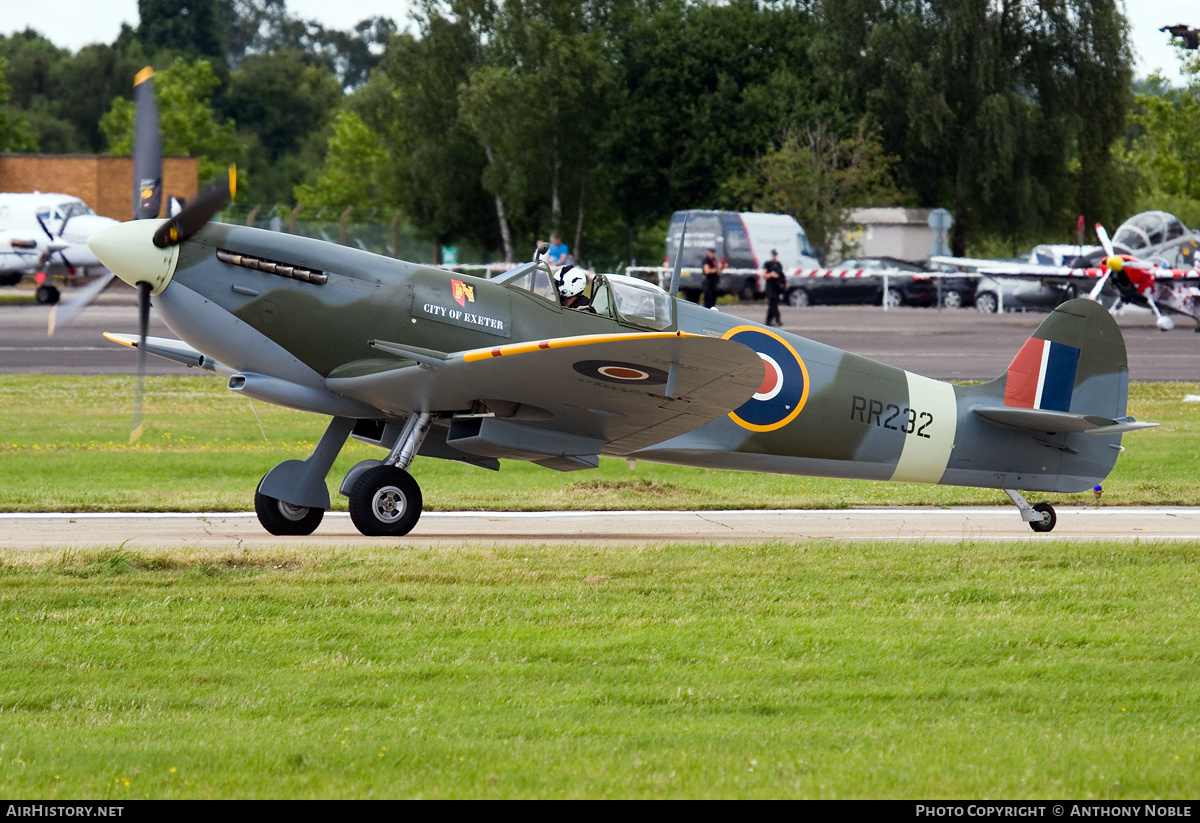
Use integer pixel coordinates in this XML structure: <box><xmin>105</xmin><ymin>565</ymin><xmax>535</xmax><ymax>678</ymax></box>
<box><xmin>133</xmin><ymin>67</ymin><xmax>163</xmax><ymax>221</ymax></box>
<box><xmin>1086</xmin><ymin>271</ymin><xmax>1110</xmax><ymax>302</ymax></box>
<box><xmin>668</xmin><ymin>216</ymin><xmax>689</xmax><ymax>298</ymax></box>
<box><xmin>131</xmin><ymin>281</ymin><xmax>150</xmax><ymax>444</ymax></box>
<box><xmin>1094</xmin><ymin>222</ymin><xmax>1128</xmax><ymax>288</ymax></box>
<box><xmin>47</xmin><ymin>271</ymin><xmax>115</xmax><ymax>336</ymax></box>
<box><xmin>152</xmin><ymin>165</ymin><xmax>235</xmax><ymax>248</ymax></box>
<box><xmin>1095</xmin><ymin>223</ymin><xmax>1116</xmax><ymax>258</ymax></box>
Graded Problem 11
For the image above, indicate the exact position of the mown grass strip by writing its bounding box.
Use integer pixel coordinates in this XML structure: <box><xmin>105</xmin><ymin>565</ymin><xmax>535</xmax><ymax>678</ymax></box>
<box><xmin>0</xmin><ymin>540</ymin><xmax>1195</xmax><ymax>798</ymax></box>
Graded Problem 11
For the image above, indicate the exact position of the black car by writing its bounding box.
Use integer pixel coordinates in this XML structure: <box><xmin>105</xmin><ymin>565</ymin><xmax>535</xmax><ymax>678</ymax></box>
<box><xmin>786</xmin><ymin>257</ymin><xmax>972</xmax><ymax>308</ymax></box>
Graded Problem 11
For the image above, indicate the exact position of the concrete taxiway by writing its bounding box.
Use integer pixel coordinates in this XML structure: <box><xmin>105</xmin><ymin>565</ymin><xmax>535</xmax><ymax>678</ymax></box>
<box><xmin>2</xmin><ymin>508</ymin><xmax>1198</xmax><ymax>551</ymax></box>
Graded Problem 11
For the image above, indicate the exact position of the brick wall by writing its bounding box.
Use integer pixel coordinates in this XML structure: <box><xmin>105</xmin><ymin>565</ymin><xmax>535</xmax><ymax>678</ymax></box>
<box><xmin>0</xmin><ymin>154</ymin><xmax>198</xmax><ymax>221</ymax></box>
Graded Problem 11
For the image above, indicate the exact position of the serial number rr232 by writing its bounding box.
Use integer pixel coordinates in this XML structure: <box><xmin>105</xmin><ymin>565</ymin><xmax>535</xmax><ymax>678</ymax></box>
<box><xmin>850</xmin><ymin>395</ymin><xmax>933</xmax><ymax>438</ymax></box>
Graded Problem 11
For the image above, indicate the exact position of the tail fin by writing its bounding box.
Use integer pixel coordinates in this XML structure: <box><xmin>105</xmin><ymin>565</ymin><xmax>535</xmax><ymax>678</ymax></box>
<box><xmin>966</xmin><ymin>298</ymin><xmax>1154</xmax><ymax>492</ymax></box>
<box><xmin>979</xmin><ymin>297</ymin><xmax>1141</xmax><ymax>426</ymax></box>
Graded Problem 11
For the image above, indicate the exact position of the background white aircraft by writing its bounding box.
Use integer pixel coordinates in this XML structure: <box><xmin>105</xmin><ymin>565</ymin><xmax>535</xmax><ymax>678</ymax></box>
<box><xmin>0</xmin><ymin>192</ymin><xmax>117</xmax><ymax>304</ymax></box>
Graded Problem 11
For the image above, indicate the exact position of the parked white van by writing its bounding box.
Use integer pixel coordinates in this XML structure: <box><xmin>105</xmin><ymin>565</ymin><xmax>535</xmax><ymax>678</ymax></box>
<box><xmin>665</xmin><ymin>210</ymin><xmax>821</xmax><ymax>301</ymax></box>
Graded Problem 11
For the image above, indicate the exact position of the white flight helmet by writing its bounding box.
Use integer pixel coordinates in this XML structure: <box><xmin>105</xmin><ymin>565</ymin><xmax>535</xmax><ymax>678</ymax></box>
<box><xmin>555</xmin><ymin>265</ymin><xmax>587</xmax><ymax>298</ymax></box>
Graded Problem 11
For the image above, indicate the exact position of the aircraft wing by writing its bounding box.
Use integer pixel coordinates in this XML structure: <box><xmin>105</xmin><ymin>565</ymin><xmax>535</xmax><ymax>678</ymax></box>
<box><xmin>0</xmin><ymin>231</ymin><xmax>49</xmax><ymax>272</ymax></box>
<box><xmin>1145</xmin><ymin>268</ymin><xmax>1200</xmax><ymax>284</ymax></box>
<box><xmin>327</xmin><ymin>331</ymin><xmax>766</xmax><ymax>455</ymax></box>
<box><xmin>934</xmin><ymin>254</ymin><xmax>1200</xmax><ymax>285</ymax></box>
<box><xmin>931</xmin><ymin>256</ymin><xmax>1087</xmax><ymax>277</ymax></box>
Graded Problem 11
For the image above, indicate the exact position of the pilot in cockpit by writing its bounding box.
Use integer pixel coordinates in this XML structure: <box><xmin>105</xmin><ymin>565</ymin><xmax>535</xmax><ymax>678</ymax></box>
<box><xmin>554</xmin><ymin>265</ymin><xmax>592</xmax><ymax>310</ymax></box>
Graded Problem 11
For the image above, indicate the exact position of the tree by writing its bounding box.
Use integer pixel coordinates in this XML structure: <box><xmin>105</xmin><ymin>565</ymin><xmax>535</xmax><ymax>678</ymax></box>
<box><xmin>0</xmin><ymin>30</ymin><xmax>78</xmax><ymax>151</ymax></box>
<box><xmin>601</xmin><ymin>0</ymin><xmax>817</xmax><ymax>262</ymax></box>
<box><xmin>1125</xmin><ymin>50</ymin><xmax>1200</xmax><ymax>228</ymax></box>
<box><xmin>294</xmin><ymin>109</ymin><xmax>391</xmax><ymax>209</ymax></box>
<box><xmin>138</xmin><ymin>0</ymin><xmax>227</xmax><ymax>64</ymax></box>
<box><xmin>49</xmin><ymin>40</ymin><xmax>150</xmax><ymax>153</ymax></box>
<box><xmin>100</xmin><ymin>57</ymin><xmax>243</xmax><ymax>185</ymax></box>
<box><xmin>816</xmin><ymin>0</ymin><xmax>1134</xmax><ymax>254</ymax></box>
<box><xmin>354</xmin><ymin>2</ymin><xmax>497</xmax><ymax>253</ymax></box>
<box><xmin>458</xmin><ymin>0</ymin><xmax>620</xmax><ymax>260</ymax></box>
<box><xmin>723</xmin><ymin>121</ymin><xmax>899</xmax><ymax>263</ymax></box>
<box><xmin>0</xmin><ymin>57</ymin><xmax>38</xmax><ymax>152</ymax></box>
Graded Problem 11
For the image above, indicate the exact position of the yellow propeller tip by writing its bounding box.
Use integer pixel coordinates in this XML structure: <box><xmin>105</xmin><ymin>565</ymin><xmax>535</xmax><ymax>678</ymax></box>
<box><xmin>228</xmin><ymin>164</ymin><xmax>237</xmax><ymax>200</ymax></box>
<box><xmin>129</xmin><ymin>424</ymin><xmax>144</xmax><ymax>445</ymax></box>
<box><xmin>135</xmin><ymin>66</ymin><xmax>154</xmax><ymax>86</ymax></box>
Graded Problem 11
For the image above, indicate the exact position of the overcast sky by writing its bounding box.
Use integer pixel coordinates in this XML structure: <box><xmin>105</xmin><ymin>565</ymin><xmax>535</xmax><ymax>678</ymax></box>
<box><xmin>3</xmin><ymin>1</ymin><xmax>1196</xmax><ymax>85</ymax></box>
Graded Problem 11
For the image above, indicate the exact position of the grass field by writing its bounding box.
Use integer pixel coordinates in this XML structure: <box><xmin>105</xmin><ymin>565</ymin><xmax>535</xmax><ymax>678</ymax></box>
<box><xmin>0</xmin><ymin>540</ymin><xmax>1196</xmax><ymax>799</ymax></box>
<box><xmin>0</xmin><ymin>375</ymin><xmax>1198</xmax><ymax>511</ymax></box>
<box><xmin>0</xmin><ymin>376</ymin><xmax>1197</xmax><ymax>798</ymax></box>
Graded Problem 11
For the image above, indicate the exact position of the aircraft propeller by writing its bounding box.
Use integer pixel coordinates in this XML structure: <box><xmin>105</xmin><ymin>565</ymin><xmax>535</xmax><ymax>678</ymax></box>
<box><xmin>1091</xmin><ymin>222</ymin><xmax>1174</xmax><ymax>331</ymax></box>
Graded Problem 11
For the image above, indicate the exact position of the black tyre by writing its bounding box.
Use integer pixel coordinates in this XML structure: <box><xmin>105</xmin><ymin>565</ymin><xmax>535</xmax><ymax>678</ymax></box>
<box><xmin>740</xmin><ymin>279</ymin><xmax>758</xmax><ymax>301</ymax></box>
<box><xmin>941</xmin><ymin>289</ymin><xmax>964</xmax><ymax>309</ymax></box>
<box><xmin>348</xmin><ymin>465</ymin><xmax>423</xmax><ymax>537</ymax></box>
<box><xmin>1029</xmin><ymin>502</ymin><xmax>1056</xmax><ymax>533</ymax></box>
<box><xmin>36</xmin><ymin>285</ymin><xmax>60</xmax><ymax>305</ymax></box>
<box><xmin>975</xmin><ymin>291</ymin><xmax>999</xmax><ymax>314</ymax></box>
<box><xmin>255</xmin><ymin>482</ymin><xmax>324</xmax><ymax>536</ymax></box>
<box><xmin>786</xmin><ymin>288</ymin><xmax>809</xmax><ymax>307</ymax></box>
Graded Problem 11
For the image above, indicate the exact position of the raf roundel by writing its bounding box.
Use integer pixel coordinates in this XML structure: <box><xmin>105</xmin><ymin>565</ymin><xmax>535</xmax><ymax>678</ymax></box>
<box><xmin>573</xmin><ymin>359</ymin><xmax>669</xmax><ymax>385</ymax></box>
<box><xmin>722</xmin><ymin>326</ymin><xmax>809</xmax><ymax>431</ymax></box>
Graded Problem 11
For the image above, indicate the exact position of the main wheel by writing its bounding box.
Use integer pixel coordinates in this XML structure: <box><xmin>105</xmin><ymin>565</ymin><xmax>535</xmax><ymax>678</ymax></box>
<box><xmin>975</xmin><ymin>291</ymin><xmax>999</xmax><ymax>313</ymax></box>
<box><xmin>36</xmin><ymin>285</ymin><xmax>60</xmax><ymax>305</ymax></box>
<box><xmin>348</xmin><ymin>465</ymin><xmax>423</xmax><ymax>537</ymax></box>
<box><xmin>255</xmin><ymin>481</ymin><xmax>324</xmax><ymax>536</ymax></box>
<box><xmin>1029</xmin><ymin>502</ymin><xmax>1056</xmax><ymax>533</ymax></box>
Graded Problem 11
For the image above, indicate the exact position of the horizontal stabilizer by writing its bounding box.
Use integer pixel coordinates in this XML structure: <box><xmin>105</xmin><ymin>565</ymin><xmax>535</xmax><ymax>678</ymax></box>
<box><xmin>974</xmin><ymin>406</ymin><xmax>1157</xmax><ymax>435</ymax></box>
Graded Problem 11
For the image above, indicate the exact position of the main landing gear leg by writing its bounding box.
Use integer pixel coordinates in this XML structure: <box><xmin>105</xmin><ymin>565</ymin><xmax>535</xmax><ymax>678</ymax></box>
<box><xmin>1005</xmin><ymin>489</ymin><xmax>1057</xmax><ymax>533</ymax></box>
<box><xmin>347</xmin><ymin>411</ymin><xmax>432</xmax><ymax>537</ymax></box>
<box><xmin>256</xmin><ymin>416</ymin><xmax>356</xmax><ymax>535</ymax></box>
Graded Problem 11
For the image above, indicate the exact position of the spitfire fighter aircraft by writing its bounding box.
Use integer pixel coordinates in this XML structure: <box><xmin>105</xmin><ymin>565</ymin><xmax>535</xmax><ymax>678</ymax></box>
<box><xmin>86</xmin><ymin>191</ymin><xmax>1157</xmax><ymax>535</ymax></box>
<box><xmin>82</xmin><ymin>62</ymin><xmax>1155</xmax><ymax>536</ymax></box>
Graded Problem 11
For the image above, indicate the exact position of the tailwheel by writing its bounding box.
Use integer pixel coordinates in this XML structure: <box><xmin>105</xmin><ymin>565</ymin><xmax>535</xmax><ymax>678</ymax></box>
<box><xmin>348</xmin><ymin>465</ymin><xmax>423</xmax><ymax>537</ymax></box>
<box><xmin>1029</xmin><ymin>502</ymin><xmax>1057</xmax><ymax>533</ymax></box>
<box><xmin>255</xmin><ymin>480</ymin><xmax>324</xmax><ymax>536</ymax></box>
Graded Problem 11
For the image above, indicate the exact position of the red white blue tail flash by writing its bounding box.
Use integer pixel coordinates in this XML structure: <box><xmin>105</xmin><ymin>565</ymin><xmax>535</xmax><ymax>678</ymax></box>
<box><xmin>1004</xmin><ymin>338</ymin><xmax>1080</xmax><ymax>412</ymax></box>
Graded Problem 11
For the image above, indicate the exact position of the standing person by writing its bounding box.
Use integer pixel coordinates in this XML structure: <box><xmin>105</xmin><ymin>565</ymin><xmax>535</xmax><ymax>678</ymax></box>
<box><xmin>762</xmin><ymin>249</ymin><xmax>785</xmax><ymax>327</ymax></box>
<box><xmin>545</xmin><ymin>233</ymin><xmax>569</xmax><ymax>268</ymax></box>
<box><xmin>702</xmin><ymin>248</ymin><xmax>721</xmax><ymax>308</ymax></box>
